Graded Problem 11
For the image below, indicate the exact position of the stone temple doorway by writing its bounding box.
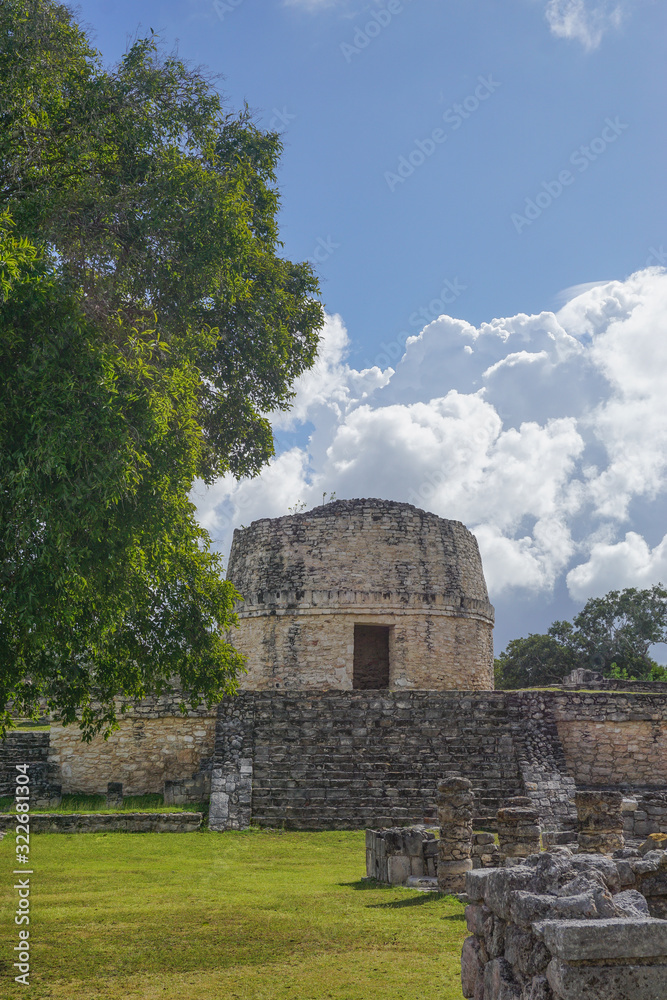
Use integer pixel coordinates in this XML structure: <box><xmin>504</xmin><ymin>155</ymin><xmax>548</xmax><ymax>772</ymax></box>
<box><xmin>353</xmin><ymin>624</ymin><xmax>390</xmax><ymax>689</ymax></box>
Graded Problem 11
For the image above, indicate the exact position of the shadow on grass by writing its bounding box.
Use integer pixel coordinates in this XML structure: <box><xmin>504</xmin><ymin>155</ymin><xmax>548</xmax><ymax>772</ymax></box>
<box><xmin>367</xmin><ymin>894</ymin><xmax>445</xmax><ymax>909</ymax></box>
<box><xmin>339</xmin><ymin>879</ymin><xmax>398</xmax><ymax>890</ymax></box>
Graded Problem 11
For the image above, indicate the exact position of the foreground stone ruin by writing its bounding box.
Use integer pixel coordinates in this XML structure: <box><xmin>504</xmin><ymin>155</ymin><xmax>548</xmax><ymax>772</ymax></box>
<box><xmin>365</xmin><ymin>826</ymin><xmax>439</xmax><ymax>884</ymax></box>
<box><xmin>365</xmin><ymin>827</ymin><xmax>499</xmax><ymax>885</ymax></box>
<box><xmin>462</xmin><ymin>848</ymin><xmax>667</xmax><ymax>999</ymax></box>
<box><xmin>365</xmin><ymin>780</ymin><xmax>667</xmax><ymax>996</ymax></box>
<box><xmin>437</xmin><ymin>776</ymin><xmax>475</xmax><ymax>893</ymax></box>
<box><xmin>575</xmin><ymin>789</ymin><xmax>625</xmax><ymax>854</ymax></box>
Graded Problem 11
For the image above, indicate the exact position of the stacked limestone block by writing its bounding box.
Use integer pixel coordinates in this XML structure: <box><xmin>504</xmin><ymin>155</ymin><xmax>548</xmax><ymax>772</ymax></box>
<box><xmin>438</xmin><ymin>776</ymin><xmax>474</xmax><ymax>893</ymax></box>
<box><xmin>628</xmin><ymin>792</ymin><xmax>667</xmax><ymax>840</ymax></box>
<box><xmin>365</xmin><ymin>827</ymin><xmax>438</xmax><ymax>884</ymax></box>
<box><xmin>575</xmin><ymin>789</ymin><xmax>624</xmax><ymax>854</ymax></box>
<box><xmin>497</xmin><ymin>796</ymin><xmax>542</xmax><ymax>863</ymax></box>
<box><xmin>472</xmin><ymin>832</ymin><xmax>500</xmax><ymax>870</ymax></box>
<box><xmin>461</xmin><ymin>848</ymin><xmax>667</xmax><ymax>1000</ymax></box>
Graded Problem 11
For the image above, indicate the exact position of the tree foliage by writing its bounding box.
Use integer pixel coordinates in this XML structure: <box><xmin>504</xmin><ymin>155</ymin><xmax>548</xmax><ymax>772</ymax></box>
<box><xmin>495</xmin><ymin>585</ymin><xmax>667</xmax><ymax>689</ymax></box>
<box><xmin>0</xmin><ymin>1</ymin><xmax>324</xmax><ymax>737</ymax></box>
<box><xmin>1</xmin><ymin>1</ymin><xmax>322</xmax><ymax>480</ymax></box>
<box><xmin>493</xmin><ymin>631</ymin><xmax>581</xmax><ymax>690</ymax></box>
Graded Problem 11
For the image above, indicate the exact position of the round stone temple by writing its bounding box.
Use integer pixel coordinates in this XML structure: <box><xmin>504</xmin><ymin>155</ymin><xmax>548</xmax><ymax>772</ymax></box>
<box><xmin>226</xmin><ymin>498</ymin><xmax>494</xmax><ymax>691</ymax></box>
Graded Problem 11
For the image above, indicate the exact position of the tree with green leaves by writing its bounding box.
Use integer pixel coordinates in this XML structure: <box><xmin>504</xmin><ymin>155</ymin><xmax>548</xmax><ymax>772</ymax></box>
<box><xmin>493</xmin><ymin>630</ymin><xmax>582</xmax><ymax>689</ymax></box>
<box><xmin>495</xmin><ymin>585</ymin><xmax>667</xmax><ymax>689</ymax></box>
<box><xmin>569</xmin><ymin>586</ymin><xmax>667</xmax><ymax>679</ymax></box>
<box><xmin>0</xmin><ymin>1</ymin><xmax>324</xmax><ymax>738</ymax></box>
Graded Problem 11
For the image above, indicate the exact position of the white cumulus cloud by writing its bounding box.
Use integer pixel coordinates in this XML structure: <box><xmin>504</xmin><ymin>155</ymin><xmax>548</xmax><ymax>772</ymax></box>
<box><xmin>193</xmin><ymin>267</ymin><xmax>667</xmax><ymax>614</ymax></box>
<box><xmin>567</xmin><ymin>532</ymin><xmax>667</xmax><ymax>599</ymax></box>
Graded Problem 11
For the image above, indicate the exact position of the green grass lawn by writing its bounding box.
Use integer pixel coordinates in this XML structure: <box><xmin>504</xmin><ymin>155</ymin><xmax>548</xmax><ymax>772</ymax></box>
<box><xmin>0</xmin><ymin>829</ymin><xmax>467</xmax><ymax>1000</ymax></box>
<box><xmin>0</xmin><ymin>793</ymin><xmax>207</xmax><ymax>815</ymax></box>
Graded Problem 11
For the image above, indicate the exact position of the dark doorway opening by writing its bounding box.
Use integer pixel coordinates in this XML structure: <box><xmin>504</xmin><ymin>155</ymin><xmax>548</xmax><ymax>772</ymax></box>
<box><xmin>353</xmin><ymin>624</ymin><xmax>390</xmax><ymax>689</ymax></box>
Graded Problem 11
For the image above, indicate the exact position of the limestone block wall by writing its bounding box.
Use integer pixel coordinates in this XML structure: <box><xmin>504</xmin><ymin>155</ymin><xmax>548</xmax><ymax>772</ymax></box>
<box><xmin>232</xmin><ymin>609</ymin><xmax>493</xmax><ymax>691</ymax></box>
<box><xmin>0</xmin><ymin>812</ymin><xmax>203</xmax><ymax>834</ymax></box>
<box><xmin>48</xmin><ymin>698</ymin><xmax>217</xmax><ymax>796</ymax></box>
<box><xmin>0</xmin><ymin>731</ymin><xmax>52</xmax><ymax>797</ymax></box>
<box><xmin>5</xmin><ymin>688</ymin><xmax>667</xmax><ymax>819</ymax></box>
<box><xmin>210</xmin><ymin>690</ymin><xmax>667</xmax><ymax>832</ymax></box>
<box><xmin>503</xmin><ymin>690</ymin><xmax>667</xmax><ymax>790</ymax></box>
<box><xmin>210</xmin><ymin>691</ymin><xmax>524</xmax><ymax>831</ymax></box>
<box><xmin>556</xmin><ymin>718</ymin><xmax>667</xmax><ymax>787</ymax></box>
<box><xmin>227</xmin><ymin>499</ymin><xmax>495</xmax><ymax>691</ymax></box>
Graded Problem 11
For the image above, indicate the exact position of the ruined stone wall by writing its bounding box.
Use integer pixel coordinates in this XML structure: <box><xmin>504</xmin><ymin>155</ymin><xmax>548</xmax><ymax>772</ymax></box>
<box><xmin>462</xmin><ymin>851</ymin><xmax>667</xmax><ymax>1000</ymax></box>
<box><xmin>0</xmin><ymin>812</ymin><xmax>203</xmax><ymax>834</ymax></box>
<box><xmin>226</xmin><ymin>499</ymin><xmax>495</xmax><ymax>692</ymax></box>
<box><xmin>210</xmin><ymin>690</ymin><xmax>667</xmax><ymax>832</ymax></box>
<box><xmin>48</xmin><ymin>698</ymin><xmax>217</xmax><ymax>796</ymax></box>
<box><xmin>557</xmin><ymin>719</ymin><xmax>667</xmax><ymax>787</ymax></box>
<box><xmin>0</xmin><ymin>731</ymin><xmax>51</xmax><ymax>797</ymax></box>
<box><xmin>5</xmin><ymin>688</ymin><xmax>667</xmax><ymax>817</ymax></box>
<box><xmin>209</xmin><ymin>691</ymin><xmax>523</xmax><ymax>831</ymax></box>
<box><xmin>504</xmin><ymin>690</ymin><xmax>667</xmax><ymax>790</ymax></box>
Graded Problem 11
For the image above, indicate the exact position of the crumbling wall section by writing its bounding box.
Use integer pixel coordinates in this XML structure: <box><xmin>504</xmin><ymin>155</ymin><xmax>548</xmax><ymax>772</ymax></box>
<box><xmin>462</xmin><ymin>849</ymin><xmax>667</xmax><ymax>999</ymax></box>
<box><xmin>505</xmin><ymin>694</ymin><xmax>578</xmax><ymax>837</ymax></box>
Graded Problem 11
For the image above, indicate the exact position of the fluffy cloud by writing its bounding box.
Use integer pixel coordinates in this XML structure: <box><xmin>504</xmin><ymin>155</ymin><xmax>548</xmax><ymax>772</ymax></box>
<box><xmin>193</xmin><ymin>268</ymin><xmax>667</xmax><ymax>611</ymax></box>
<box><xmin>544</xmin><ymin>0</ymin><xmax>624</xmax><ymax>50</ymax></box>
<box><xmin>567</xmin><ymin>532</ymin><xmax>667</xmax><ymax>599</ymax></box>
<box><xmin>270</xmin><ymin>313</ymin><xmax>391</xmax><ymax>432</ymax></box>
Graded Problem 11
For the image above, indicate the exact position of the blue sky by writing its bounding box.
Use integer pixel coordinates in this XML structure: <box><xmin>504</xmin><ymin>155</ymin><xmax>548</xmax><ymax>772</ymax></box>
<box><xmin>76</xmin><ymin>0</ymin><xmax>667</xmax><ymax>654</ymax></box>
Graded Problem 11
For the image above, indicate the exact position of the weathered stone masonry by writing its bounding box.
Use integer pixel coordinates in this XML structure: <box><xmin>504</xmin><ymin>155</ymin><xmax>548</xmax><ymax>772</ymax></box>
<box><xmin>209</xmin><ymin>690</ymin><xmax>667</xmax><ymax>832</ymax></box>
<box><xmin>226</xmin><ymin>500</ymin><xmax>495</xmax><ymax>692</ymax></box>
<box><xmin>0</xmin><ymin>731</ymin><xmax>51</xmax><ymax>797</ymax></box>
<box><xmin>5</xmin><ymin>689</ymin><xmax>667</xmax><ymax>823</ymax></box>
<box><xmin>209</xmin><ymin>690</ymin><xmax>523</xmax><ymax>831</ymax></box>
<box><xmin>48</xmin><ymin>696</ymin><xmax>217</xmax><ymax>797</ymax></box>
<box><xmin>462</xmin><ymin>850</ymin><xmax>667</xmax><ymax>1000</ymax></box>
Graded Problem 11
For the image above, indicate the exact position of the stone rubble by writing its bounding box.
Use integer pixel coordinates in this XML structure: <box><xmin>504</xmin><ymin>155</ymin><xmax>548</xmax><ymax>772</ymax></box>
<box><xmin>461</xmin><ymin>848</ymin><xmax>667</xmax><ymax>999</ymax></box>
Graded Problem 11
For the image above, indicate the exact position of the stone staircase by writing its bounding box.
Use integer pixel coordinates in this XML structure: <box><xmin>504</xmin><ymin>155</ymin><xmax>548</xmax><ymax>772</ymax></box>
<box><xmin>243</xmin><ymin>692</ymin><xmax>525</xmax><ymax>830</ymax></box>
<box><xmin>0</xmin><ymin>731</ymin><xmax>53</xmax><ymax>797</ymax></box>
